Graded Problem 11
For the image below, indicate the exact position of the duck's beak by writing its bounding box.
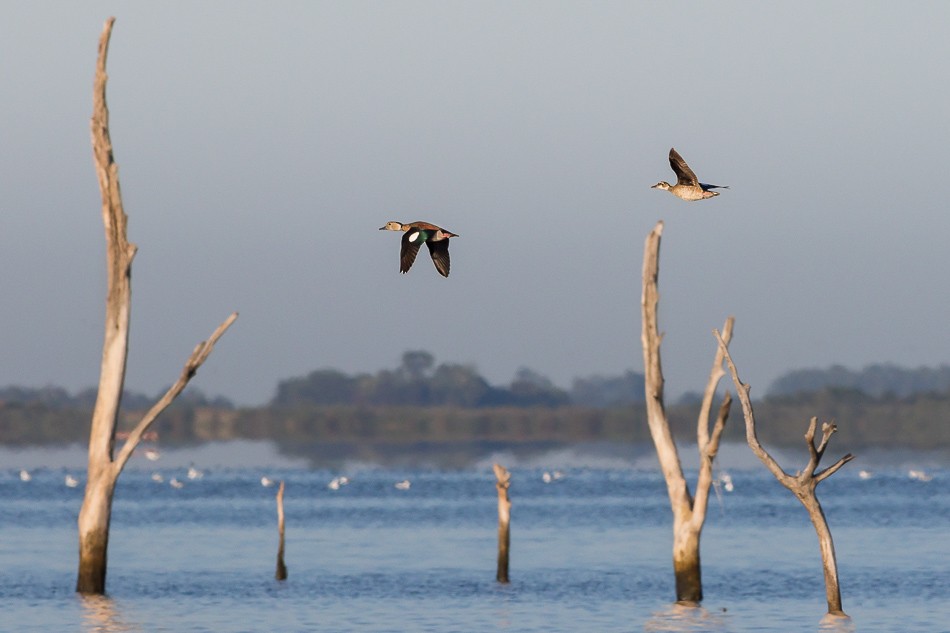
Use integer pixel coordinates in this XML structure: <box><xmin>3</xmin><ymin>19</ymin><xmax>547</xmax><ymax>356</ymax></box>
<box><xmin>378</xmin><ymin>225</ymin><xmax>387</xmax><ymax>230</ymax></box>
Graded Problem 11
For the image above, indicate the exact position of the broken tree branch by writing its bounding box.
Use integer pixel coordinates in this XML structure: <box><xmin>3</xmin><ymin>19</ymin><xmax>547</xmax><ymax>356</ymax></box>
<box><xmin>113</xmin><ymin>312</ymin><xmax>238</xmax><ymax>472</ymax></box>
<box><xmin>714</xmin><ymin>329</ymin><xmax>789</xmax><ymax>484</ymax></box>
<box><xmin>692</xmin><ymin>391</ymin><xmax>732</xmax><ymax>530</ymax></box>
<box><xmin>816</xmin><ymin>454</ymin><xmax>856</xmax><ymax>483</ymax></box>
<box><xmin>692</xmin><ymin>317</ymin><xmax>734</xmax><ymax>528</ymax></box>
<box><xmin>698</xmin><ymin>317</ymin><xmax>734</xmax><ymax>454</ymax></box>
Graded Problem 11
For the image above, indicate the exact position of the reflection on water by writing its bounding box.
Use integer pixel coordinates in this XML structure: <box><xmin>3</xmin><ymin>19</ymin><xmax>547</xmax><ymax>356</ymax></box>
<box><xmin>819</xmin><ymin>612</ymin><xmax>855</xmax><ymax>633</ymax></box>
<box><xmin>80</xmin><ymin>595</ymin><xmax>141</xmax><ymax>633</ymax></box>
<box><xmin>644</xmin><ymin>603</ymin><xmax>858</xmax><ymax>633</ymax></box>
<box><xmin>643</xmin><ymin>602</ymin><xmax>730</xmax><ymax>632</ymax></box>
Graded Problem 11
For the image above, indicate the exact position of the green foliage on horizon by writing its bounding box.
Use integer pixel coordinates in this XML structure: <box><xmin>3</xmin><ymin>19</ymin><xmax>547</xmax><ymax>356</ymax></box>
<box><xmin>4</xmin><ymin>357</ymin><xmax>950</xmax><ymax>450</ymax></box>
<box><xmin>768</xmin><ymin>363</ymin><xmax>950</xmax><ymax>398</ymax></box>
<box><xmin>3</xmin><ymin>387</ymin><xmax>950</xmax><ymax>450</ymax></box>
<box><xmin>272</xmin><ymin>351</ymin><xmax>571</xmax><ymax>408</ymax></box>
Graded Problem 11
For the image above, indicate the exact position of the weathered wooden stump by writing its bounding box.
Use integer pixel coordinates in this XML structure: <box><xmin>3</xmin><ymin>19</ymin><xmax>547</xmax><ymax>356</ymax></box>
<box><xmin>493</xmin><ymin>463</ymin><xmax>511</xmax><ymax>583</ymax></box>
<box><xmin>275</xmin><ymin>481</ymin><xmax>287</xmax><ymax>581</ymax></box>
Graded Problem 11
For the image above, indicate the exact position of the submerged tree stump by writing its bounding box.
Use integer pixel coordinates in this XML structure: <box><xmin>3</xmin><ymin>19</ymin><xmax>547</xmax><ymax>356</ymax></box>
<box><xmin>716</xmin><ymin>330</ymin><xmax>854</xmax><ymax>617</ymax></box>
<box><xmin>493</xmin><ymin>463</ymin><xmax>511</xmax><ymax>583</ymax></box>
<box><xmin>275</xmin><ymin>481</ymin><xmax>287</xmax><ymax>581</ymax></box>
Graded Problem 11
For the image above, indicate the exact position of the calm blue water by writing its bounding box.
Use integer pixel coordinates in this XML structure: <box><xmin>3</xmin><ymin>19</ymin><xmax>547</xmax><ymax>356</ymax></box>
<box><xmin>0</xmin><ymin>447</ymin><xmax>948</xmax><ymax>632</ymax></box>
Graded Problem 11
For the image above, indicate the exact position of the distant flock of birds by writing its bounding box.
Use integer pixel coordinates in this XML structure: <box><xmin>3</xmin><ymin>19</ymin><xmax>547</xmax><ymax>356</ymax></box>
<box><xmin>379</xmin><ymin>148</ymin><xmax>726</xmax><ymax>278</ymax></box>
<box><xmin>15</xmin><ymin>464</ymin><xmax>937</xmax><ymax>489</ymax></box>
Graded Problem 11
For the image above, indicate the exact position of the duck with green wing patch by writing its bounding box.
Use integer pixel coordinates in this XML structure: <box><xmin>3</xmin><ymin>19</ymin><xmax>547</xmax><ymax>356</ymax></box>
<box><xmin>379</xmin><ymin>221</ymin><xmax>458</xmax><ymax>277</ymax></box>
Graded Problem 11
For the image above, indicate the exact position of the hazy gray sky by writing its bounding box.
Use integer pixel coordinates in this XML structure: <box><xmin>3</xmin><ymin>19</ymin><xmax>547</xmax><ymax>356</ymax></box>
<box><xmin>3</xmin><ymin>2</ymin><xmax>949</xmax><ymax>406</ymax></box>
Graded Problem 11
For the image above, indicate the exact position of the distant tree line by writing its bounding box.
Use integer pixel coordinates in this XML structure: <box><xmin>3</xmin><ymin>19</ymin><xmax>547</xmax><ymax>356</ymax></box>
<box><xmin>767</xmin><ymin>363</ymin><xmax>950</xmax><ymax>398</ymax></box>
<box><xmin>0</xmin><ymin>385</ymin><xmax>233</xmax><ymax>410</ymax></box>
<box><xmin>10</xmin><ymin>355</ymin><xmax>950</xmax><ymax>413</ymax></box>
<box><xmin>270</xmin><ymin>351</ymin><xmax>645</xmax><ymax>408</ymax></box>
<box><xmin>4</xmin><ymin>357</ymin><xmax>950</xmax><ymax>452</ymax></box>
<box><xmin>5</xmin><ymin>388</ymin><xmax>950</xmax><ymax>452</ymax></box>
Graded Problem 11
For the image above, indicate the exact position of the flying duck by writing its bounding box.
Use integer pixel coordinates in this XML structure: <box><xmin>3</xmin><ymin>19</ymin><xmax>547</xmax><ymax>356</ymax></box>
<box><xmin>651</xmin><ymin>148</ymin><xmax>728</xmax><ymax>201</ymax></box>
<box><xmin>379</xmin><ymin>221</ymin><xmax>458</xmax><ymax>277</ymax></box>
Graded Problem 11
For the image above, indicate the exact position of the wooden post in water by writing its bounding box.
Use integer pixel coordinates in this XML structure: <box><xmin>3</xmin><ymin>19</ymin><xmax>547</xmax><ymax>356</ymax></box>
<box><xmin>493</xmin><ymin>463</ymin><xmax>511</xmax><ymax>583</ymax></box>
<box><xmin>275</xmin><ymin>481</ymin><xmax>288</xmax><ymax>580</ymax></box>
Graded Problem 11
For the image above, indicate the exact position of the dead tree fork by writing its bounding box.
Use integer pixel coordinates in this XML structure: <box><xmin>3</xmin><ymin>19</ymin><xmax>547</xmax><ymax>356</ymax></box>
<box><xmin>716</xmin><ymin>329</ymin><xmax>854</xmax><ymax>618</ymax></box>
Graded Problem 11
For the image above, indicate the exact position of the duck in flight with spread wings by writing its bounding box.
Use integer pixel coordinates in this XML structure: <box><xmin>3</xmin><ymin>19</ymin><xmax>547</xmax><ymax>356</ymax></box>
<box><xmin>651</xmin><ymin>148</ymin><xmax>728</xmax><ymax>201</ymax></box>
<box><xmin>379</xmin><ymin>221</ymin><xmax>458</xmax><ymax>278</ymax></box>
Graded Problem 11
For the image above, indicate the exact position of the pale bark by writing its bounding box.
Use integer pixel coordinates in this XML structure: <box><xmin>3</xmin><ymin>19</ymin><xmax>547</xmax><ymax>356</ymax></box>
<box><xmin>77</xmin><ymin>18</ymin><xmax>237</xmax><ymax>595</ymax></box>
<box><xmin>640</xmin><ymin>221</ymin><xmax>734</xmax><ymax>603</ymax></box>
<box><xmin>492</xmin><ymin>463</ymin><xmax>511</xmax><ymax>583</ymax></box>
<box><xmin>275</xmin><ymin>481</ymin><xmax>288</xmax><ymax>580</ymax></box>
<box><xmin>715</xmin><ymin>330</ymin><xmax>854</xmax><ymax>616</ymax></box>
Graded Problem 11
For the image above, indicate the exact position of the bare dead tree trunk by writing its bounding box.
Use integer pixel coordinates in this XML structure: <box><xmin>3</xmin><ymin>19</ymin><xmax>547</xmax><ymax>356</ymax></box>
<box><xmin>492</xmin><ymin>463</ymin><xmax>511</xmax><ymax>583</ymax></box>
<box><xmin>77</xmin><ymin>17</ymin><xmax>238</xmax><ymax>595</ymax></box>
<box><xmin>715</xmin><ymin>330</ymin><xmax>854</xmax><ymax>617</ymax></box>
<box><xmin>275</xmin><ymin>481</ymin><xmax>288</xmax><ymax>580</ymax></box>
<box><xmin>641</xmin><ymin>221</ymin><xmax>734</xmax><ymax>604</ymax></box>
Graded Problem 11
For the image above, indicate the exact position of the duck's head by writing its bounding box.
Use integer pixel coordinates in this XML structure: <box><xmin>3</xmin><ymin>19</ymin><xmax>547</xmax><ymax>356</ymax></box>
<box><xmin>651</xmin><ymin>181</ymin><xmax>672</xmax><ymax>191</ymax></box>
<box><xmin>379</xmin><ymin>221</ymin><xmax>405</xmax><ymax>231</ymax></box>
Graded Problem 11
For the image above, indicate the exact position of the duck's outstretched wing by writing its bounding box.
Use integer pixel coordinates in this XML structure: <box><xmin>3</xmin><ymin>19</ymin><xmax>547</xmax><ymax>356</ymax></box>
<box><xmin>400</xmin><ymin>230</ymin><xmax>423</xmax><ymax>273</ymax></box>
<box><xmin>699</xmin><ymin>183</ymin><xmax>729</xmax><ymax>191</ymax></box>
<box><xmin>669</xmin><ymin>148</ymin><xmax>699</xmax><ymax>187</ymax></box>
<box><xmin>426</xmin><ymin>239</ymin><xmax>451</xmax><ymax>278</ymax></box>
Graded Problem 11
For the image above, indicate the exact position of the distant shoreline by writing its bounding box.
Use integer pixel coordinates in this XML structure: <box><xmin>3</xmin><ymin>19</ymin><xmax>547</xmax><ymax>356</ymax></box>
<box><xmin>1</xmin><ymin>439</ymin><xmax>947</xmax><ymax>471</ymax></box>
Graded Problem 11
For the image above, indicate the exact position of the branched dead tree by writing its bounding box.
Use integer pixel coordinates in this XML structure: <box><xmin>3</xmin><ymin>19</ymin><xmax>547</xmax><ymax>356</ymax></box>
<box><xmin>275</xmin><ymin>481</ymin><xmax>288</xmax><ymax>580</ymax></box>
<box><xmin>641</xmin><ymin>220</ymin><xmax>734</xmax><ymax>604</ymax></box>
<box><xmin>76</xmin><ymin>17</ymin><xmax>238</xmax><ymax>595</ymax></box>
<box><xmin>493</xmin><ymin>463</ymin><xmax>511</xmax><ymax>583</ymax></box>
<box><xmin>714</xmin><ymin>329</ymin><xmax>854</xmax><ymax>617</ymax></box>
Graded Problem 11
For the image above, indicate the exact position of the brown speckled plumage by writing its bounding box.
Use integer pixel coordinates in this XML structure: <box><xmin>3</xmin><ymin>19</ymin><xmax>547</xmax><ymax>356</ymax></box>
<box><xmin>652</xmin><ymin>148</ymin><xmax>728</xmax><ymax>201</ymax></box>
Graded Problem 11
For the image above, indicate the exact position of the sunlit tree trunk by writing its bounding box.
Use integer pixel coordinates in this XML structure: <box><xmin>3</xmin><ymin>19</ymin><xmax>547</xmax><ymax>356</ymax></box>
<box><xmin>716</xmin><ymin>331</ymin><xmax>854</xmax><ymax>616</ymax></box>
<box><xmin>77</xmin><ymin>18</ymin><xmax>237</xmax><ymax>595</ymax></box>
<box><xmin>275</xmin><ymin>481</ymin><xmax>288</xmax><ymax>580</ymax></box>
<box><xmin>493</xmin><ymin>463</ymin><xmax>511</xmax><ymax>583</ymax></box>
<box><xmin>76</xmin><ymin>475</ymin><xmax>117</xmax><ymax>591</ymax></box>
<box><xmin>641</xmin><ymin>221</ymin><xmax>733</xmax><ymax>603</ymax></box>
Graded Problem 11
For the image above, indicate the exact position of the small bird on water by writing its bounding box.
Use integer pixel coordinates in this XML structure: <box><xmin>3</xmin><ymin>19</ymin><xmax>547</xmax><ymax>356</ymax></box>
<box><xmin>379</xmin><ymin>221</ymin><xmax>458</xmax><ymax>277</ymax></box>
<box><xmin>651</xmin><ymin>148</ymin><xmax>728</xmax><ymax>201</ymax></box>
